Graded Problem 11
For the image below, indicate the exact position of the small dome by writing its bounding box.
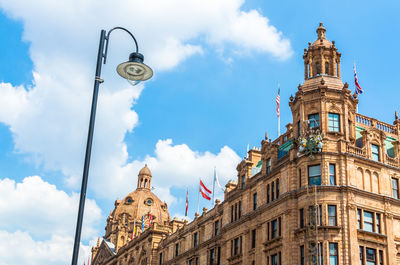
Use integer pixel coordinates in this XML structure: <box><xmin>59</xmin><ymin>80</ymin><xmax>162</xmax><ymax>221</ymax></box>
<box><xmin>312</xmin><ymin>22</ymin><xmax>332</xmax><ymax>47</ymax></box>
<box><xmin>139</xmin><ymin>164</ymin><xmax>152</xmax><ymax>176</ymax></box>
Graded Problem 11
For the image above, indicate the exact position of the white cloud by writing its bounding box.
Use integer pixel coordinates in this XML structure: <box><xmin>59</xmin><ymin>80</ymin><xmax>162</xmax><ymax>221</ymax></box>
<box><xmin>85</xmin><ymin>139</ymin><xmax>241</xmax><ymax>204</ymax></box>
<box><xmin>0</xmin><ymin>231</ymin><xmax>92</xmax><ymax>265</ymax></box>
<box><xmin>0</xmin><ymin>176</ymin><xmax>101</xmax><ymax>264</ymax></box>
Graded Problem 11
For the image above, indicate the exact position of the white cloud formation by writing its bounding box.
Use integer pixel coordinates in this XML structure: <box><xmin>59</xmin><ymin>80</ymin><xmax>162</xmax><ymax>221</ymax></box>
<box><xmin>0</xmin><ymin>0</ymin><xmax>282</xmax><ymax>196</ymax></box>
<box><xmin>92</xmin><ymin>139</ymin><xmax>241</xmax><ymax>204</ymax></box>
<box><xmin>0</xmin><ymin>176</ymin><xmax>101</xmax><ymax>265</ymax></box>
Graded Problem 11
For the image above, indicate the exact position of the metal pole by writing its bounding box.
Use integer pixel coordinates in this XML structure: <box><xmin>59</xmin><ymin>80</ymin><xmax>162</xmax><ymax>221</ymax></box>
<box><xmin>71</xmin><ymin>29</ymin><xmax>106</xmax><ymax>265</ymax></box>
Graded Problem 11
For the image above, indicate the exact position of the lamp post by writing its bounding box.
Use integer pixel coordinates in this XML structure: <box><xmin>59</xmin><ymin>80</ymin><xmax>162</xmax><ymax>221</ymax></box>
<box><xmin>71</xmin><ymin>27</ymin><xmax>152</xmax><ymax>265</ymax></box>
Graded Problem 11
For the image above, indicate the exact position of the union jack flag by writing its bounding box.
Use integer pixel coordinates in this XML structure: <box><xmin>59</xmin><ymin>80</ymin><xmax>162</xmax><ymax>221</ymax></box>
<box><xmin>354</xmin><ymin>63</ymin><xmax>363</xmax><ymax>94</ymax></box>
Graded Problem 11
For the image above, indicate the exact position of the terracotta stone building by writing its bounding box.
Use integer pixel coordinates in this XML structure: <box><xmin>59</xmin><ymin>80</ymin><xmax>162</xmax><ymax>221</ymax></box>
<box><xmin>91</xmin><ymin>24</ymin><xmax>400</xmax><ymax>265</ymax></box>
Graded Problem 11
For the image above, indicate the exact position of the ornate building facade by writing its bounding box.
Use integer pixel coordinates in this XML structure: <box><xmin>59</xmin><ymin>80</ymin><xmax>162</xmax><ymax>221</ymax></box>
<box><xmin>92</xmin><ymin>24</ymin><xmax>400</xmax><ymax>265</ymax></box>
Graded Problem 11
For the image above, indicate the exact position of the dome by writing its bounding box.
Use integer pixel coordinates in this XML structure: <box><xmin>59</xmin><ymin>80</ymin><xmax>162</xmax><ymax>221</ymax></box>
<box><xmin>311</xmin><ymin>22</ymin><xmax>332</xmax><ymax>48</ymax></box>
<box><xmin>110</xmin><ymin>188</ymin><xmax>170</xmax><ymax>226</ymax></box>
<box><xmin>139</xmin><ymin>164</ymin><xmax>152</xmax><ymax>176</ymax></box>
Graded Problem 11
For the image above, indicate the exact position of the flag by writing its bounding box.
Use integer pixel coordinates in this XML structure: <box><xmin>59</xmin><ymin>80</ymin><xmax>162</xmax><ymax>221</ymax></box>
<box><xmin>214</xmin><ymin>168</ymin><xmax>224</xmax><ymax>192</ymax></box>
<box><xmin>200</xmin><ymin>179</ymin><xmax>212</xmax><ymax>200</ymax></box>
<box><xmin>87</xmin><ymin>256</ymin><xmax>90</xmax><ymax>265</ymax></box>
<box><xmin>354</xmin><ymin>63</ymin><xmax>363</xmax><ymax>94</ymax></box>
<box><xmin>141</xmin><ymin>213</ymin><xmax>145</xmax><ymax>232</ymax></box>
<box><xmin>131</xmin><ymin>219</ymin><xmax>136</xmax><ymax>240</ymax></box>
<box><xmin>276</xmin><ymin>85</ymin><xmax>280</xmax><ymax>117</ymax></box>
<box><xmin>149</xmin><ymin>208</ymin><xmax>152</xmax><ymax>227</ymax></box>
<box><xmin>185</xmin><ymin>188</ymin><xmax>189</xmax><ymax>216</ymax></box>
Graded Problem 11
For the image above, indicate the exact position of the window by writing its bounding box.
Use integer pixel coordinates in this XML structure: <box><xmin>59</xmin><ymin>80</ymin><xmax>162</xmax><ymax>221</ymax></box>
<box><xmin>363</xmin><ymin>211</ymin><xmax>374</xmax><ymax>232</ymax></box>
<box><xmin>308</xmin><ymin>165</ymin><xmax>321</xmax><ymax>186</ymax></box>
<box><xmin>271</xmin><ymin>219</ymin><xmax>278</xmax><ymax>239</ymax></box>
<box><xmin>360</xmin><ymin>246</ymin><xmax>364</xmax><ymax>265</ymax></box>
<box><xmin>267</xmin><ymin>184</ymin><xmax>270</xmax><ymax>203</ymax></box>
<box><xmin>308</xmin><ymin>113</ymin><xmax>320</xmax><ymax>129</ymax></box>
<box><xmin>159</xmin><ymin>253</ymin><xmax>163</xmax><ymax>265</ymax></box>
<box><xmin>376</xmin><ymin>213</ymin><xmax>381</xmax><ymax>234</ymax></box>
<box><xmin>210</xmin><ymin>248</ymin><xmax>215</xmax><ymax>265</ymax></box>
<box><xmin>329</xmin><ymin>243</ymin><xmax>338</xmax><ymax>265</ymax></box>
<box><xmin>276</xmin><ymin>179</ymin><xmax>280</xmax><ymax>198</ymax></box>
<box><xmin>233</xmin><ymin>237</ymin><xmax>240</xmax><ymax>256</ymax></box>
<box><xmin>318</xmin><ymin>242</ymin><xmax>324</xmax><ymax>265</ymax></box>
<box><xmin>241</xmin><ymin>175</ymin><xmax>245</xmax><ymax>189</ymax></box>
<box><xmin>214</xmin><ymin>220</ymin><xmax>219</xmax><ymax>236</ymax></box>
<box><xmin>251</xmin><ymin>229</ymin><xmax>256</xmax><ymax>248</ymax></box>
<box><xmin>366</xmin><ymin>248</ymin><xmax>376</xmax><ymax>265</ymax></box>
<box><xmin>175</xmin><ymin>243</ymin><xmax>179</xmax><ymax>257</ymax></box>
<box><xmin>309</xmin><ymin>205</ymin><xmax>322</xmax><ymax>226</ymax></box>
<box><xmin>392</xmin><ymin>178</ymin><xmax>399</xmax><ymax>199</ymax></box>
<box><xmin>316</xmin><ymin>62</ymin><xmax>321</xmax><ymax>75</ymax></box>
<box><xmin>253</xmin><ymin>193</ymin><xmax>257</xmax><ymax>210</ymax></box>
<box><xmin>193</xmin><ymin>232</ymin><xmax>198</xmax><ymax>248</ymax></box>
<box><xmin>195</xmin><ymin>257</ymin><xmax>199</xmax><ymax>265</ymax></box>
<box><xmin>357</xmin><ymin>209</ymin><xmax>362</xmax><ymax>229</ymax></box>
<box><xmin>299</xmin><ymin>169</ymin><xmax>302</xmax><ymax>188</ymax></box>
<box><xmin>329</xmin><ymin>164</ymin><xmax>336</xmax><ymax>185</ymax></box>
<box><xmin>217</xmin><ymin>247</ymin><xmax>221</xmax><ymax>265</ymax></box>
<box><xmin>266</xmin><ymin>159</ymin><xmax>271</xmax><ymax>174</ymax></box>
<box><xmin>371</xmin><ymin>144</ymin><xmax>380</xmax><ymax>161</ymax></box>
<box><xmin>300</xmin><ymin>208</ymin><xmax>304</xmax><ymax>228</ymax></box>
<box><xmin>328</xmin><ymin>113</ymin><xmax>340</xmax><ymax>132</ymax></box>
<box><xmin>328</xmin><ymin>205</ymin><xmax>337</xmax><ymax>226</ymax></box>
<box><xmin>325</xmin><ymin>62</ymin><xmax>329</xmax><ymax>74</ymax></box>
<box><xmin>271</xmin><ymin>254</ymin><xmax>278</xmax><ymax>265</ymax></box>
<box><xmin>379</xmin><ymin>250</ymin><xmax>383</xmax><ymax>265</ymax></box>
<box><xmin>300</xmin><ymin>245</ymin><xmax>305</xmax><ymax>265</ymax></box>
<box><xmin>234</xmin><ymin>203</ymin><xmax>238</xmax><ymax>221</ymax></box>
<box><xmin>271</xmin><ymin>182</ymin><xmax>275</xmax><ymax>201</ymax></box>
<box><xmin>231</xmin><ymin>205</ymin><xmax>234</xmax><ymax>223</ymax></box>
<box><xmin>238</xmin><ymin>201</ymin><xmax>242</xmax><ymax>219</ymax></box>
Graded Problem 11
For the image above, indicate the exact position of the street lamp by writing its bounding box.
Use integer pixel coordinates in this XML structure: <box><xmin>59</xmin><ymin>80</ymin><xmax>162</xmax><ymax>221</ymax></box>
<box><xmin>71</xmin><ymin>27</ymin><xmax>152</xmax><ymax>265</ymax></box>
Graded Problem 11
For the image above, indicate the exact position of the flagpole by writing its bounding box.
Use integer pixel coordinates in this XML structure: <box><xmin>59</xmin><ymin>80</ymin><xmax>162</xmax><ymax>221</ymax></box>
<box><xmin>354</xmin><ymin>61</ymin><xmax>359</xmax><ymax>113</ymax></box>
<box><xmin>197</xmin><ymin>178</ymin><xmax>200</xmax><ymax>214</ymax></box>
<box><xmin>277</xmin><ymin>82</ymin><xmax>281</xmax><ymax>137</ymax></box>
<box><xmin>212</xmin><ymin>167</ymin><xmax>216</xmax><ymax>207</ymax></box>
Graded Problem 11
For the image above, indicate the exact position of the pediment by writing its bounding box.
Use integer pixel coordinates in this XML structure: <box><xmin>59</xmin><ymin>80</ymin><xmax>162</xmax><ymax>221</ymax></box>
<box><xmin>92</xmin><ymin>240</ymin><xmax>116</xmax><ymax>265</ymax></box>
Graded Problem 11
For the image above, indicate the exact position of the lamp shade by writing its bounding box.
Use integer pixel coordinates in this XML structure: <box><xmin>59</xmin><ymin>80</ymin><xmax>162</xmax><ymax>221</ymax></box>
<box><xmin>116</xmin><ymin>52</ymin><xmax>153</xmax><ymax>84</ymax></box>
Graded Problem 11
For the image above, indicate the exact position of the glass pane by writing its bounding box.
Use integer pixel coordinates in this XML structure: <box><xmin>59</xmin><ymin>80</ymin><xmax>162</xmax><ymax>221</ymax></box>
<box><xmin>309</xmin><ymin>165</ymin><xmax>321</xmax><ymax>177</ymax></box>
<box><xmin>329</xmin><ymin>256</ymin><xmax>337</xmax><ymax>265</ymax></box>
<box><xmin>329</xmin><ymin>243</ymin><xmax>337</xmax><ymax>255</ymax></box>
<box><xmin>309</xmin><ymin>176</ymin><xmax>321</xmax><ymax>186</ymax></box>
<box><xmin>364</xmin><ymin>211</ymin><xmax>373</xmax><ymax>223</ymax></box>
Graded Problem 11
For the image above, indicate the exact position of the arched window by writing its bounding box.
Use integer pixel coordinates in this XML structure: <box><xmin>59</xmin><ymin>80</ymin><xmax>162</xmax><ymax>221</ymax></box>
<box><xmin>145</xmin><ymin>179</ymin><xmax>148</xmax><ymax>188</ymax></box>
<box><xmin>325</xmin><ymin>62</ymin><xmax>329</xmax><ymax>74</ymax></box>
<box><xmin>316</xmin><ymin>62</ymin><xmax>321</xmax><ymax>75</ymax></box>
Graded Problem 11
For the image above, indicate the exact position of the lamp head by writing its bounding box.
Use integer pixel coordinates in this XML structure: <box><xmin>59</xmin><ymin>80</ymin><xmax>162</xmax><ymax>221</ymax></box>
<box><xmin>116</xmin><ymin>52</ymin><xmax>153</xmax><ymax>86</ymax></box>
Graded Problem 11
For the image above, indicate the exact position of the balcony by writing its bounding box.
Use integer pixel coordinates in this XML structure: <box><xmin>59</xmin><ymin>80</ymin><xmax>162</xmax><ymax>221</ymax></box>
<box><xmin>355</xmin><ymin>113</ymin><xmax>398</xmax><ymax>137</ymax></box>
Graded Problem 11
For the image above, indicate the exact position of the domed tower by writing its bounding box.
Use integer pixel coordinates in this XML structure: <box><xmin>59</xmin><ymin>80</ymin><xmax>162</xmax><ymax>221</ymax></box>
<box><xmin>290</xmin><ymin>23</ymin><xmax>358</xmax><ymax>147</ymax></box>
<box><xmin>303</xmin><ymin>23</ymin><xmax>342</xmax><ymax>80</ymax></box>
<box><xmin>104</xmin><ymin>165</ymin><xmax>170</xmax><ymax>252</ymax></box>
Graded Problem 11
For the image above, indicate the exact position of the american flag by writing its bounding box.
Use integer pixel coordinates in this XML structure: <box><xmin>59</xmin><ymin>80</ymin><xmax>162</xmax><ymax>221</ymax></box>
<box><xmin>354</xmin><ymin>63</ymin><xmax>363</xmax><ymax>94</ymax></box>
<box><xmin>276</xmin><ymin>85</ymin><xmax>280</xmax><ymax>117</ymax></box>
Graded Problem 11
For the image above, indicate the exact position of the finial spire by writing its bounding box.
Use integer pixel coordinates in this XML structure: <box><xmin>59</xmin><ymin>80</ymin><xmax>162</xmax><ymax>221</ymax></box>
<box><xmin>316</xmin><ymin>22</ymin><xmax>326</xmax><ymax>39</ymax></box>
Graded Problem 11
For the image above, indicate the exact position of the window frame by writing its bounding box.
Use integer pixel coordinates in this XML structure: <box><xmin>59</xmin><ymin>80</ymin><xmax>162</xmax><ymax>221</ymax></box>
<box><xmin>363</xmin><ymin>211</ymin><xmax>374</xmax><ymax>233</ymax></box>
<box><xmin>329</xmin><ymin>164</ymin><xmax>336</xmax><ymax>185</ymax></box>
<box><xmin>308</xmin><ymin>113</ymin><xmax>320</xmax><ymax>129</ymax></box>
<box><xmin>328</xmin><ymin>205</ymin><xmax>337</xmax><ymax>226</ymax></box>
<box><xmin>392</xmin><ymin>177</ymin><xmax>399</xmax><ymax>199</ymax></box>
<box><xmin>308</xmin><ymin>164</ymin><xmax>322</xmax><ymax>186</ymax></box>
<box><xmin>371</xmin><ymin>144</ymin><xmax>380</xmax><ymax>162</ymax></box>
<box><xmin>329</xmin><ymin>242</ymin><xmax>338</xmax><ymax>265</ymax></box>
<box><xmin>328</xmin><ymin>113</ymin><xmax>340</xmax><ymax>132</ymax></box>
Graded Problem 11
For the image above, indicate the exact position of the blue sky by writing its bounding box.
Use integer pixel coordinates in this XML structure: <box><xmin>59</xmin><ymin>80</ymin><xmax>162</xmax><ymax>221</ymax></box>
<box><xmin>0</xmin><ymin>0</ymin><xmax>399</xmax><ymax>264</ymax></box>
